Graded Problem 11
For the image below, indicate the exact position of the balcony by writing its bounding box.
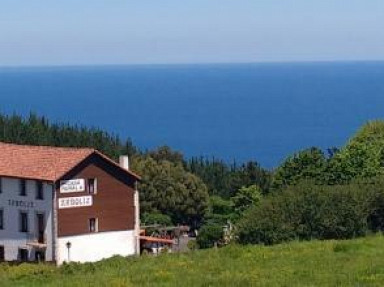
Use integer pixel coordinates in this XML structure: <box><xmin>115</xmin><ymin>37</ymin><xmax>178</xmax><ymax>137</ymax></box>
<box><xmin>26</xmin><ymin>232</ymin><xmax>47</xmax><ymax>249</ymax></box>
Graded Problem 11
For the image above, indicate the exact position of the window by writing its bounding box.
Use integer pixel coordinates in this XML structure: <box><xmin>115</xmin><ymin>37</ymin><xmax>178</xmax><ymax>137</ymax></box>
<box><xmin>20</xmin><ymin>179</ymin><xmax>27</xmax><ymax>196</ymax></box>
<box><xmin>88</xmin><ymin>178</ymin><xmax>97</xmax><ymax>194</ymax></box>
<box><xmin>89</xmin><ymin>218</ymin><xmax>98</xmax><ymax>233</ymax></box>
<box><xmin>19</xmin><ymin>211</ymin><xmax>29</xmax><ymax>233</ymax></box>
<box><xmin>18</xmin><ymin>248</ymin><xmax>28</xmax><ymax>262</ymax></box>
<box><xmin>0</xmin><ymin>246</ymin><xmax>4</xmax><ymax>262</ymax></box>
<box><xmin>36</xmin><ymin>182</ymin><xmax>44</xmax><ymax>200</ymax></box>
<box><xmin>0</xmin><ymin>209</ymin><xmax>3</xmax><ymax>230</ymax></box>
<box><xmin>36</xmin><ymin>213</ymin><xmax>45</xmax><ymax>244</ymax></box>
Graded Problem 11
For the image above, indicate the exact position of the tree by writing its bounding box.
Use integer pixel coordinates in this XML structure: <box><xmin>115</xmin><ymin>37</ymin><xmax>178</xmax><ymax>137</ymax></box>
<box><xmin>209</xmin><ymin>196</ymin><xmax>233</xmax><ymax>217</ymax></box>
<box><xmin>141</xmin><ymin>212</ymin><xmax>173</xmax><ymax>226</ymax></box>
<box><xmin>186</xmin><ymin>157</ymin><xmax>271</xmax><ymax>197</ymax></box>
<box><xmin>326</xmin><ymin>121</ymin><xmax>384</xmax><ymax>184</ymax></box>
<box><xmin>132</xmin><ymin>156</ymin><xmax>209</xmax><ymax>227</ymax></box>
<box><xmin>148</xmin><ymin>145</ymin><xmax>185</xmax><ymax>166</ymax></box>
<box><xmin>270</xmin><ymin>121</ymin><xmax>384</xmax><ymax>188</ymax></box>
<box><xmin>271</xmin><ymin>147</ymin><xmax>327</xmax><ymax>190</ymax></box>
<box><xmin>205</xmin><ymin>196</ymin><xmax>234</xmax><ymax>225</ymax></box>
<box><xmin>0</xmin><ymin>112</ymin><xmax>139</xmax><ymax>162</ymax></box>
<box><xmin>197</xmin><ymin>223</ymin><xmax>224</xmax><ymax>249</ymax></box>
<box><xmin>231</xmin><ymin>185</ymin><xmax>262</xmax><ymax>215</ymax></box>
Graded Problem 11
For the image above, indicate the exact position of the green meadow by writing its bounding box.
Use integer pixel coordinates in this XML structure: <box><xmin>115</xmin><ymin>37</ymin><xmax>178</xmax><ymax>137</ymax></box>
<box><xmin>2</xmin><ymin>234</ymin><xmax>384</xmax><ymax>287</ymax></box>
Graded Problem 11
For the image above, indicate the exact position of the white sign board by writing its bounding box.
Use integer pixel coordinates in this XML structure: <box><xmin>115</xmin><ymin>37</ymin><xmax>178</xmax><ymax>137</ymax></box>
<box><xmin>58</xmin><ymin>196</ymin><xmax>93</xmax><ymax>209</ymax></box>
<box><xmin>60</xmin><ymin>179</ymin><xmax>85</xmax><ymax>193</ymax></box>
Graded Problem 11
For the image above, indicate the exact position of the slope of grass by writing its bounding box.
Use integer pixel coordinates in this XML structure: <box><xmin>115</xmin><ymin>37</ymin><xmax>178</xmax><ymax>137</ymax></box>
<box><xmin>2</xmin><ymin>234</ymin><xmax>384</xmax><ymax>286</ymax></box>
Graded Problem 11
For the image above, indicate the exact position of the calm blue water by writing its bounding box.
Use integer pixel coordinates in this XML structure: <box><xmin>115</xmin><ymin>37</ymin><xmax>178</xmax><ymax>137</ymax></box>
<box><xmin>0</xmin><ymin>62</ymin><xmax>384</xmax><ymax>168</ymax></box>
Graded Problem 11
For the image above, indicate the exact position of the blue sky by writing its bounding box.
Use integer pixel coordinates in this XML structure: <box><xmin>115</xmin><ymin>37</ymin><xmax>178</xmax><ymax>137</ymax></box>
<box><xmin>1</xmin><ymin>0</ymin><xmax>383</xmax><ymax>66</ymax></box>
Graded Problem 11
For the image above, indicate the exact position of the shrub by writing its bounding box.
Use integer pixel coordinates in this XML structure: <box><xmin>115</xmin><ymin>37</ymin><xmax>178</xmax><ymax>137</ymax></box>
<box><xmin>209</xmin><ymin>196</ymin><xmax>233</xmax><ymax>217</ymax></box>
<box><xmin>236</xmin><ymin>181</ymin><xmax>375</xmax><ymax>245</ymax></box>
<box><xmin>364</xmin><ymin>177</ymin><xmax>384</xmax><ymax>231</ymax></box>
<box><xmin>231</xmin><ymin>185</ymin><xmax>262</xmax><ymax>215</ymax></box>
<box><xmin>197</xmin><ymin>223</ymin><xmax>224</xmax><ymax>249</ymax></box>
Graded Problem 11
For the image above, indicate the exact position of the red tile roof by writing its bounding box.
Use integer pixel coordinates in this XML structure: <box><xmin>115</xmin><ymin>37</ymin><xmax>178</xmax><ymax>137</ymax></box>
<box><xmin>0</xmin><ymin>142</ymin><xmax>140</xmax><ymax>181</ymax></box>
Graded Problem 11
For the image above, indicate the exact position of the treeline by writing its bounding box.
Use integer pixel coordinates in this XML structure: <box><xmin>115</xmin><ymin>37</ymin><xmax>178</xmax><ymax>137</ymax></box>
<box><xmin>132</xmin><ymin>146</ymin><xmax>271</xmax><ymax>228</ymax></box>
<box><xmin>0</xmin><ymin>113</ymin><xmax>138</xmax><ymax>159</ymax></box>
<box><xmin>187</xmin><ymin>158</ymin><xmax>271</xmax><ymax>198</ymax></box>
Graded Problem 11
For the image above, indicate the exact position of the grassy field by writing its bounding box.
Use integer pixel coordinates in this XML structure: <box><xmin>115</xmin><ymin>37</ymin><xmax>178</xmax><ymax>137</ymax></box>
<box><xmin>2</xmin><ymin>235</ymin><xmax>384</xmax><ymax>286</ymax></box>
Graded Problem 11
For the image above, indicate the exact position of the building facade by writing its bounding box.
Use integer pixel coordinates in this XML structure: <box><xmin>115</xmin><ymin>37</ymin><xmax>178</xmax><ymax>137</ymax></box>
<box><xmin>0</xmin><ymin>178</ymin><xmax>54</xmax><ymax>262</ymax></box>
<box><xmin>0</xmin><ymin>142</ymin><xmax>140</xmax><ymax>265</ymax></box>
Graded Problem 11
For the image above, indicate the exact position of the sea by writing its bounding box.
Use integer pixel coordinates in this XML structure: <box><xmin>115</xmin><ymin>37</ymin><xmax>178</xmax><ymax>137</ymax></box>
<box><xmin>0</xmin><ymin>61</ymin><xmax>384</xmax><ymax>168</ymax></box>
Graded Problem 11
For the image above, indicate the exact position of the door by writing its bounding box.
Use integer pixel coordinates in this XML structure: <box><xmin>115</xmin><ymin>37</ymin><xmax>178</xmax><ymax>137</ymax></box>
<box><xmin>36</xmin><ymin>213</ymin><xmax>45</xmax><ymax>243</ymax></box>
<box><xmin>0</xmin><ymin>246</ymin><xmax>4</xmax><ymax>262</ymax></box>
<box><xmin>35</xmin><ymin>250</ymin><xmax>45</xmax><ymax>262</ymax></box>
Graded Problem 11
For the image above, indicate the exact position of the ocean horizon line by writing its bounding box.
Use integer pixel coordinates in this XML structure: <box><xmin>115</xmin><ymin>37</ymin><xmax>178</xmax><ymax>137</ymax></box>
<box><xmin>1</xmin><ymin>59</ymin><xmax>384</xmax><ymax>70</ymax></box>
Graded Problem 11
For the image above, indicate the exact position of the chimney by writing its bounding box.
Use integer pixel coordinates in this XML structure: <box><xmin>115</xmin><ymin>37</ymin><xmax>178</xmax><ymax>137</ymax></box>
<box><xmin>119</xmin><ymin>155</ymin><xmax>129</xmax><ymax>170</ymax></box>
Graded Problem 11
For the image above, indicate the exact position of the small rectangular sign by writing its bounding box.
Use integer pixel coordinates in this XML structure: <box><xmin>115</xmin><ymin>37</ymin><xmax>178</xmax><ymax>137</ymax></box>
<box><xmin>8</xmin><ymin>199</ymin><xmax>35</xmax><ymax>209</ymax></box>
<box><xmin>60</xmin><ymin>179</ymin><xmax>85</xmax><ymax>193</ymax></box>
<box><xmin>58</xmin><ymin>196</ymin><xmax>93</xmax><ymax>209</ymax></box>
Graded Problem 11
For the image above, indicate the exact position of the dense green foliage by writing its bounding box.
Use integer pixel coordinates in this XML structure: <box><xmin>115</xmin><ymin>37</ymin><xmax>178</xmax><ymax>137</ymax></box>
<box><xmin>140</xmin><ymin>212</ymin><xmax>173</xmax><ymax>227</ymax></box>
<box><xmin>273</xmin><ymin>121</ymin><xmax>384</xmax><ymax>188</ymax></box>
<box><xmin>326</xmin><ymin>120</ymin><xmax>384</xmax><ymax>184</ymax></box>
<box><xmin>187</xmin><ymin>158</ymin><xmax>271</xmax><ymax>197</ymax></box>
<box><xmin>237</xmin><ymin>121</ymin><xmax>384</xmax><ymax>246</ymax></box>
<box><xmin>237</xmin><ymin>181</ymin><xmax>378</xmax><ymax>245</ymax></box>
<box><xmin>196</xmin><ymin>223</ymin><xmax>224</xmax><ymax>248</ymax></box>
<box><xmin>3</xmin><ymin>235</ymin><xmax>384</xmax><ymax>286</ymax></box>
<box><xmin>132</xmin><ymin>156</ymin><xmax>209</xmax><ymax>226</ymax></box>
<box><xmin>271</xmin><ymin>147</ymin><xmax>327</xmax><ymax>190</ymax></box>
<box><xmin>0</xmin><ymin>113</ymin><xmax>137</xmax><ymax>160</ymax></box>
<box><xmin>205</xmin><ymin>196</ymin><xmax>233</xmax><ymax>225</ymax></box>
<box><xmin>196</xmin><ymin>184</ymin><xmax>262</xmax><ymax>248</ymax></box>
<box><xmin>237</xmin><ymin>178</ymin><xmax>384</xmax><ymax>246</ymax></box>
<box><xmin>230</xmin><ymin>184</ymin><xmax>262</xmax><ymax>215</ymax></box>
<box><xmin>147</xmin><ymin>146</ymin><xmax>185</xmax><ymax>166</ymax></box>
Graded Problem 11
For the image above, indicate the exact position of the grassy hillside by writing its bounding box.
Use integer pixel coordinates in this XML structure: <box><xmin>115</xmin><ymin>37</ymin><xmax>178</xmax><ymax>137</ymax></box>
<box><xmin>2</xmin><ymin>235</ymin><xmax>384</xmax><ymax>286</ymax></box>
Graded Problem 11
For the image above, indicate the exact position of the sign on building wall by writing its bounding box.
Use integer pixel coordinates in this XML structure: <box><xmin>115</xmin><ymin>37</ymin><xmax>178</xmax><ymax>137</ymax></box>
<box><xmin>58</xmin><ymin>196</ymin><xmax>93</xmax><ymax>209</ymax></box>
<box><xmin>60</xmin><ymin>179</ymin><xmax>85</xmax><ymax>193</ymax></box>
<box><xmin>7</xmin><ymin>199</ymin><xmax>35</xmax><ymax>209</ymax></box>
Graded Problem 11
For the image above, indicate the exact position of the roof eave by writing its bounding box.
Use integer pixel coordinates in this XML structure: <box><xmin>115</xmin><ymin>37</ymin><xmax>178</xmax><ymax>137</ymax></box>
<box><xmin>54</xmin><ymin>150</ymin><xmax>142</xmax><ymax>182</ymax></box>
<box><xmin>94</xmin><ymin>150</ymin><xmax>142</xmax><ymax>181</ymax></box>
<box><xmin>0</xmin><ymin>174</ymin><xmax>55</xmax><ymax>183</ymax></box>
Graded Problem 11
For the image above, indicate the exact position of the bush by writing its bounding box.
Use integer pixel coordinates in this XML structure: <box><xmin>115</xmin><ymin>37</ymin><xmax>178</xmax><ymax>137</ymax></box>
<box><xmin>204</xmin><ymin>196</ymin><xmax>234</xmax><ymax>226</ymax></box>
<box><xmin>209</xmin><ymin>196</ymin><xmax>233</xmax><ymax>217</ymax></box>
<box><xmin>231</xmin><ymin>185</ymin><xmax>262</xmax><ymax>215</ymax></box>
<box><xmin>236</xmin><ymin>181</ymin><xmax>376</xmax><ymax>245</ymax></box>
<box><xmin>365</xmin><ymin>177</ymin><xmax>384</xmax><ymax>231</ymax></box>
<box><xmin>197</xmin><ymin>223</ymin><xmax>224</xmax><ymax>249</ymax></box>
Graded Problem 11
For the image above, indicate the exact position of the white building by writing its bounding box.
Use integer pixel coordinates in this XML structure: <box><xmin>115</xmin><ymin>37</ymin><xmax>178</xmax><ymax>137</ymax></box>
<box><xmin>0</xmin><ymin>142</ymin><xmax>140</xmax><ymax>264</ymax></box>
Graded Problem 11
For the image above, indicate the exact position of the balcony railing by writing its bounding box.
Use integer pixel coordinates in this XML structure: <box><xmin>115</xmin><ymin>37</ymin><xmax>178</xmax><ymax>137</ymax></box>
<box><xmin>26</xmin><ymin>232</ymin><xmax>47</xmax><ymax>248</ymax></box>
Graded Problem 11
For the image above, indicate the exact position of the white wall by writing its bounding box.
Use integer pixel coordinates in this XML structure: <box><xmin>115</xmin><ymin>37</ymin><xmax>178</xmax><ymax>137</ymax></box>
<box><xmin>57</xmin><ymin>230</ymin><xmax>136</xmax><ymax>265</ymax></box>
<box><xmin>0</xmin><ymin>177</ymin><xmax>54</xmax><ymax>261</ymax></box>
<box><xmin>134</xmin><ymin>189</ymin><xmax>140</xmax><ymax>255</ymax></box>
